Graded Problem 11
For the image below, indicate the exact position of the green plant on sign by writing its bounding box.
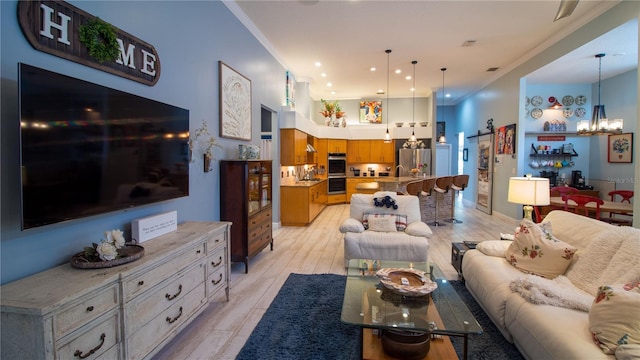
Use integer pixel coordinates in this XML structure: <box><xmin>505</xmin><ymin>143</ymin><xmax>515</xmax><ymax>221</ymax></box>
<box><xmin>79</xmin><ymin>18</ymin><xmax>119</xmax><ymax>63</ymax></box>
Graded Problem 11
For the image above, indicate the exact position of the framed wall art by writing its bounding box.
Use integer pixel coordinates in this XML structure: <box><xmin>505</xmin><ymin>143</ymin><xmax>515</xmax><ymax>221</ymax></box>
<box><xmin>219</xmin><ymin>61</ymin><xmax>252</xmax><ymax>140</ymax></box>
<box><xmin>608</xmin><ymin>133</ymin><xmax>633</xmax><ymax>163</ymax></box>
<box><xmin>359</xmin><ymin>101</ymin><xmax>382</xmax><ymax>123</ymax></box>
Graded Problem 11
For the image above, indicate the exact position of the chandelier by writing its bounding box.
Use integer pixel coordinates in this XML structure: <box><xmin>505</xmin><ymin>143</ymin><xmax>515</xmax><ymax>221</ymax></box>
<box><xmin>577</xmin><ymin>53</ymin><xmax>623</xmax><ymax>135</ymax></box>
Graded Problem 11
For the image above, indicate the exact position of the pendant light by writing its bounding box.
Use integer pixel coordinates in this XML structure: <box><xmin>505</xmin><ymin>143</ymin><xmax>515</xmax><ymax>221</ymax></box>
<box><xmin>403</xmin><ymin>61</ymin><xmax>423</xmax><ymax>149</ymax></box>
<box><xmin>439</xmin><ymin>68</ymin><xmax>447</xmax><ymax>144</ymax></box>
<box><xmin>383</xmin><ymin>49</ymin><xmax>392</xmax><ymax>143</ymax></box>
<box><xmin>577</xmin><ymin>53</ymin><xmax>623</xmax><ymax>135</ymax></box>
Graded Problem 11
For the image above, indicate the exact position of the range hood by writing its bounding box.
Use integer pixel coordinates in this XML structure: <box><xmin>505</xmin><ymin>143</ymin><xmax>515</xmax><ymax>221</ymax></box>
<box><xmin>306</xmin><ymin>144</ymin><xmax>317</xmax><ymax>152</ymax></box>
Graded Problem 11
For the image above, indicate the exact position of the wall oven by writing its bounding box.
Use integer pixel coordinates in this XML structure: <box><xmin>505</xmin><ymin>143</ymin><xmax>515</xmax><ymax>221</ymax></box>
<box><xmin>327</xmin><ymin>153</ymin><xmax>346</xmax><ymax>194</ymax></box>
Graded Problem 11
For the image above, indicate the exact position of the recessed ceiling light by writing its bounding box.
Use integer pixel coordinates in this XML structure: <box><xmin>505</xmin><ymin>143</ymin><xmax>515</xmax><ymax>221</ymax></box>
<box><xmin>446</xmin><ymin>93</ymin><xmax>451</xmax><ymax>98</ymax></box>
<box><xmin>410</xmin><ymin>87</ymin><xmax>415</xmax><ymax>92</ymax></box>
<box><xmin>321</xmin><ymin>73</ymin><xmax>327</xmax><ymax>77</ymax></box>
<box><xmin>395</xmin><ymin>69</ymin><xmax>401</xmax><ymax>74</ymax></box>
<box><xmin>370</xmin><ymin>67</ymin><xmax>376</xmax><ymax>71</ymax></box>
<box><xmin>326</xmin><ymin>82</ymin><xmax>332</xmax><ymax>87</ymax></box>
<box><xmin>377</xmin><ymin>89</ymin><xmax>384</xmax><ymax>94</ymax></box>
<box><xmin>406</xmin><ymin>75</ymin><xmax>411</xmax><ymax>80</ymax></box>
<box><xmin>462</xmin><ymin>40</ymin><xmax>476</xmax><ymax>47</ymax></box>
<box><xmin>315</xmin><ymin>62</ymin><xmax>322</xmax><ymax>67</ymax></box>
<box><xmin>331</xmin><ymin>91</ymin><xmax>336</xmax><ymax>95</ymax></box>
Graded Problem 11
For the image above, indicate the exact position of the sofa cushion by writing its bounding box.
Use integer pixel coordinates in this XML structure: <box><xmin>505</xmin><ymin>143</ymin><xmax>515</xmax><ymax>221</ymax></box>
<box><xmin>565</xmin><ymin>227</ymin><xmax>640</xmax><ymax>296</ymax></box>
<box><xmin>505</xmin><ymin>219</ymin><xmax>576</xmax><ymax>279</ymax></box>
<box><xmin>350</xmin><ymin>193</ymin><xmax>421</xmax><ymax>224</ymax></box>
<box><xmin>542</xmin><ymin>210</ymin><xmax>612</xmax><ymax>250</ymax></box>
<box><xmin>339</xmin><ymin>218</ymin><xmax>365</xmax><ymax>233</ymax></box>
<box><xmin>405</xmin><ymin>221</ymin><xmax>432</xmax><ymax>238</ymax></box>
<box><xmin>589</xmin><ymin>282</ymin><xmax>640</xmax><ymax>355</ymax></box>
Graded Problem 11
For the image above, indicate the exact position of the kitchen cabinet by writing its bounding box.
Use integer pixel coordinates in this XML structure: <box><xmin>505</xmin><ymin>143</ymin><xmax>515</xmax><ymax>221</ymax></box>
<box><xmin>327</xmin><ymin>139</ymin><xmax>347</xmax><ymax>153</ymax></box>
<box><xmin>281</xmin><ymin>181</ymin><xmax>327</xmax><ymax>226</ymax></box>
<box><xmin>316</xmin><ymin>139</ymin><xmax>328</xmax><ymax>175</ymax></box>
<box><xmin>347</xmin><ymin>140</ymin><xmax>395</xmax><ymax>163</ymax></box>
<box><xmin>347</xmin><ymin>178</ymin><xmax>379</xmax><ymax>203</ymax></box>
<box><xmin>327</xmin><ymin>194</ymin><xmax>347</xmax><ymax>204</ymax></box>
<box><xmin>0</xmin><ymin>222</ymin><xmax>230</xmax><ymax>360</ymax></box>
<box><xmin>220</xmin><ymin>160</ymin><xmax>273</xmax><ymax>273</ymax></box>
<box><xmin>281</xmin><ymin>129</ymin><xmax>308</xmax><ymax>165</ymax></box>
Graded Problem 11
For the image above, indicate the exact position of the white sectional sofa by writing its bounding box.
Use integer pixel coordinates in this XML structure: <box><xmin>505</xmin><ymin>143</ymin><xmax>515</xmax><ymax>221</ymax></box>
<box><xmin>462</xmin><ymin>210</ymin><xmax>640</xmax><ymax>360</ymax></box>
<box><xmin>340</xmin><ymin>192</ymin><xmax>433</xmax><ymax>267</ymax></box>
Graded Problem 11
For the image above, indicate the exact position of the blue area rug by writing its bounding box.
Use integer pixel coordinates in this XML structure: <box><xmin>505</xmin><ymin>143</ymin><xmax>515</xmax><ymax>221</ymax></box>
<box><xmin>236</xmin><ymin>273</ymin><xmax>523</xmax><ymax>360</ymax></box>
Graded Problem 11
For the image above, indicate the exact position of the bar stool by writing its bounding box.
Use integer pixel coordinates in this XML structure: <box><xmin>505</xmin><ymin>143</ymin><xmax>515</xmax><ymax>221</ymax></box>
<box><xmin>420</xmin><ymin>178</ymin><xmax>437</xmax><ymax>224</ymax></box>
<box><xmin>429</xmin><ymin>176</ymin><xmax>453</xmax><ymax>227</ymax></box>
<box><xmin>404</xmin><ymin>180</ymin><xmax>423</xmax><ymax>196</ymax></box>
<box><xmin>446</xmin><ymin>174</ymin><xmax>469</xmax><ymax>223</ymax></box>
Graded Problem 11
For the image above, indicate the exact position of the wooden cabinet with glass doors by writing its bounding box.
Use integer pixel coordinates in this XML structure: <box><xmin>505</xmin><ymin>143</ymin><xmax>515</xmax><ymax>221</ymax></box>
<box><xmin>220</xmin><ymin>160</ymin><xmax>272</xmax><ymax>273</ymax></box>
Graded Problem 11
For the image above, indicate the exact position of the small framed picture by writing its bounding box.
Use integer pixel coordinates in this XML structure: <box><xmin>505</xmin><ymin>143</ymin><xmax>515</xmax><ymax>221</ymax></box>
<box><xmin>608</xmin><ymin>133</ymin><xmax>633</xmax><ymax>163</ymax></box>
<box><xmin>463</xmin><ymin>148</ymin><xmax>468</xmax><ymax>162</ymax></box>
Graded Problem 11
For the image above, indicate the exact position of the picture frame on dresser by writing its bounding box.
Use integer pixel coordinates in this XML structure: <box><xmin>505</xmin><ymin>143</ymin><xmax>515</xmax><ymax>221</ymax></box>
<box><xmin>219</xmin><ymin>61</ymin><xmax>252</xmax><ymax>140</ymax></box>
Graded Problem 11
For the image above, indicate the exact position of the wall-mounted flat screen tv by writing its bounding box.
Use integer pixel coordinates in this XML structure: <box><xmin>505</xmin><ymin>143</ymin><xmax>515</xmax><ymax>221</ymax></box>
<box><xmin>19</xmin><ymin>63</ymin><xmax>190</xmax><ymax>229</ymax></box>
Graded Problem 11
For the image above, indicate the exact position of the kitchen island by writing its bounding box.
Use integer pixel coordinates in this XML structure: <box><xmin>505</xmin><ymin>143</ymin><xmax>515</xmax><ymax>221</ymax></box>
<box><xmin>280</xmin><ymin>179</ymin><xmax>327</xmax><ymax>226</ymax></box>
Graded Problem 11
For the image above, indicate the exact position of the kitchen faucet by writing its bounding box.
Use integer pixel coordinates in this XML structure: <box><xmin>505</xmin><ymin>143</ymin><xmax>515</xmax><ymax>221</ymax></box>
<box><xmin>395</xmin><ymin>165</ymin><xmax>405</xmax><ymax>177</ymax></box>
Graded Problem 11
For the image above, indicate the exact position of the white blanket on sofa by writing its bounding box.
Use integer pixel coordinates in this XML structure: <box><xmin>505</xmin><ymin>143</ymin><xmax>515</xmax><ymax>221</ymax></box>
<box><xmin>510</xmin><ymin>274</ymin><xmax>594</xmax><ymax>311</ymax></box>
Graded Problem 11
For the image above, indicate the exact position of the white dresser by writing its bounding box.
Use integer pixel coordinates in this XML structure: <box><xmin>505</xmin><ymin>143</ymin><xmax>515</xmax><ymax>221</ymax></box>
<box><xmin>1</xmin><ymin>221</ymin><xmax>231</xmax><ymax>360</ymax></box>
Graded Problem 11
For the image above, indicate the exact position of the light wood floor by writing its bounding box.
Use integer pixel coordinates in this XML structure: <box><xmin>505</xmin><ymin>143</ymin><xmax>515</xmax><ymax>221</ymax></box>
<box><xmin>154</xmin><ymin>197</ymin><xmax>518</xmax><ymax>360</ymax></box>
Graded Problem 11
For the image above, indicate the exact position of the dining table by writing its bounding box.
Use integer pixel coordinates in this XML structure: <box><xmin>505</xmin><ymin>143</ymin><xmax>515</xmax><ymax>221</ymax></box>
<box><xmin>549</xmin><ymin>196</ymin><xmax>633</xmax><ymax>214</ymax></box>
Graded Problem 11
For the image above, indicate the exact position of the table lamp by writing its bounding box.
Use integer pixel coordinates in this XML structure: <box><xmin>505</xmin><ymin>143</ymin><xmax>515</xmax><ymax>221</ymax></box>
<box><xmin>508</xmin><ymin>175</ymin><xmax>550</xmax><ymax>221</ymax></box>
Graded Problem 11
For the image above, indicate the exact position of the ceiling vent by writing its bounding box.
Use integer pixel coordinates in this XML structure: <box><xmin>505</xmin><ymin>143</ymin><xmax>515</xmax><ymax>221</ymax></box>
<box><xmin>486</xmin><ymin>67</ymin><xmax>499</xmax><ymax>72</ymax></box>
<box><xmin>462</xmin><ymin>40</ymin><xmax>476</xmax><ymax>47</ymax></box>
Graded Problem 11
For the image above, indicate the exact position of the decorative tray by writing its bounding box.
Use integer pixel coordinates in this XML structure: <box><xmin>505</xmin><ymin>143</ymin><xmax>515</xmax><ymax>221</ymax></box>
<box><xmin>375</xmin><ymin>268</ymin><xmax>437</xmax><ymax>297</ymax></box>
<box><xmin>71</xmin><ymin>244</ymin><xmax>145</xmax><ymax>269</ymax></box>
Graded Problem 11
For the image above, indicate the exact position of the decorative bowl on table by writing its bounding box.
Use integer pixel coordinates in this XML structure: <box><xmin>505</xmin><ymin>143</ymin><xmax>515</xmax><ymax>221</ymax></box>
<box><xmin>375</xmin><ymin>267</ymin><xmax>437</xmax><ymax>297</ymax></box>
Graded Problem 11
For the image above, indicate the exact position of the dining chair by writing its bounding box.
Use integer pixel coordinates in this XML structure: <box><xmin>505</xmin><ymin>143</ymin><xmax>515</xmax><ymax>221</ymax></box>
<box><xmin>563</xmin><ymin>194</ymin><xmax>604</xmax><ymax>220</ymax></box>
<box><xmin>605</xmin><ymin>190</ymin><xmax>634</xmax><ymax>225</ymax></box>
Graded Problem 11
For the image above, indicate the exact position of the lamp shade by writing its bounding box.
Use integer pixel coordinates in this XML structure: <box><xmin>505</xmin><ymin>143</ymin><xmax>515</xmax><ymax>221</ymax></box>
<box><xmin>508</xmin><ymin>177</ymin><xmax>550</xmax><ymax>206</ymax></box>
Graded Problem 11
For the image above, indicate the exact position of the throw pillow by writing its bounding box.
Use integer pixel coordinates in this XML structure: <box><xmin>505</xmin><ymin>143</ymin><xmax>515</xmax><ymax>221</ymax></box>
<box><xmin>362</xmin><ymin>213</ymin><xmax>407</xmax><ymax>232</ymax></box>
<box><xmin>405</xmin><ymin>221</ymin><xmax>433</xmax><ymax>238</ymax></box>
<box><xmin>504</xmin><ymin>219</ymin><xmax>577</xmax><ymax>279</ymax></box>
<box><xmin>364</xmin><ymin>213</ymin><xmax>397</xmax><ymax>232</ymax></box>
<box><xmin>589</xmin><ymin>282</ymin><xmax>640</xmax><ymax>355</ymax></box>
<box><xmin>477</xmin><ymin>240</ymin><xmax>512</xmax><ymax>257</ymax></box>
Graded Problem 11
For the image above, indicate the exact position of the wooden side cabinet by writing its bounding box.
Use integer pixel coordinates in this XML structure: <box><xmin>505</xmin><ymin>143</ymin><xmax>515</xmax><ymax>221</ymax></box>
<box><xmin>220</xmin><ymin>160</ymin><xmax>273</xmax><ymax>273</ymax></box>
<box><xmin>1</xmin><ymin>222</ymin><xmax>230</xmax><ymax>360</ymax></box>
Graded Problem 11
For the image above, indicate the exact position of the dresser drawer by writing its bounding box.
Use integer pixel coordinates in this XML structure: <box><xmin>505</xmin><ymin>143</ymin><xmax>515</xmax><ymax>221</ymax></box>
<box><xmin>55</xmin><ymin>284</ymin><xmax>119</xmax><ymax>340</ymax></box>
<box><xmin>206</xmin><ymin>247</ymin><xmax>227</xmax><ymax>296</ymax></box>
<box><xmin>122</xmin><ymin>242</ymin><xmax>206</xmax><ymax>302</ymax></box>
<box><xmin>206</xmin><ymin>231</ymin><xmax>226</xmax><ymax>253</ymax></box>
<box><xmin>125</xmin><ymin>264</ymin><xmax>206</xmax><ymax>333</ymax></box>
<box><xmin>56</xmin><ymin>309</ymin><xmax>120</xmax><ymax>360</ymax></box>
<box><xmin>126</xmin><ymin>284</ymin><xmax>207</xmax><ymax>360</ymax></box>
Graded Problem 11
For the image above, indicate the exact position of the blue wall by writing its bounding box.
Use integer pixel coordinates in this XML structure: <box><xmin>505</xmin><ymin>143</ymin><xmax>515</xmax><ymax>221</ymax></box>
<box><xmin>1</xmin><ymin>1</ymin><xmax>285</xmax><ymax>284</ymax></box>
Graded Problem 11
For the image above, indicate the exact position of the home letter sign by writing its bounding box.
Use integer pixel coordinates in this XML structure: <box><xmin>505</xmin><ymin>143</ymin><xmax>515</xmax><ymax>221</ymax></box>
<box><xmin>18</xmin><ymin>0</ymin><xmax>161</xmax><ymax>86</ymax></box>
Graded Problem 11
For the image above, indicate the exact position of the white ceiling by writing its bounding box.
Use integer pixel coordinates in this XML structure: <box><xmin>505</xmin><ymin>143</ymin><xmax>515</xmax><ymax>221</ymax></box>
<box><xmin>226</xmin><ymin>0</ymin><xmax>636</xmax><ymax>105</ymax></box>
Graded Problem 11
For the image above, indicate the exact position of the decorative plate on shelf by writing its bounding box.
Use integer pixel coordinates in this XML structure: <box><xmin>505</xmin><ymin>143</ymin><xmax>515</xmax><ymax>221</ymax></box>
<box><xmin>575</xmin><ymin>107</ymin><xmax>586</xmax><ymax>118</ymax></box>
<box><xmin>562</xmin><ymin>95</ymin><xmax>574</xmax><ymax>106</ymax></box>
<box><xmin>525</xmin><ymin>96</ymin><xmax>530</xmax><ymax>106</ymax></box>
<box><xmin>531</xmin><ymin>96</ymin><xmax>543</xmax><ymax>107</ymax></box>
<box><xmin>524</xmin><ymin>109</ymin><xmax>529</xmax><ymax>118</ymax></box>
<box><xmin>575</xmin><ymin>95</ymin><xmax>587</xmax><ymax>105</ymax></box>
<box><xmin>531</xmin><ymin>108</ymin><xmax>543</xmax><ymax>119</ymax></box>
<box><xmin>563</xmin><ymin>108</ymin><xmax>574</xmax><ymax>118</ymax></box>
<box><xmin>375</xmin><ymin>267</ymin><xmax>437</xmax><ymax>297</ymax></box>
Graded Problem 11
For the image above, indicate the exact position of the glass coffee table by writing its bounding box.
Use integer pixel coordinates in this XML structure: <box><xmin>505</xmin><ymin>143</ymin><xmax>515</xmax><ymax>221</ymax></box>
<box><xmin>341</xmin><ymin>259</ymin><xmax>482</xmax><ymax>360</ymax></box>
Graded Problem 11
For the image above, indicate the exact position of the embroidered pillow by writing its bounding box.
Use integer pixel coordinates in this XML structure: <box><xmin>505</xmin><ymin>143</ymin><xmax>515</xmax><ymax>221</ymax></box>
<box><xmin>589</xmin><ymin>282</ymin><xmax>640</xmax><ymax>355</ymax></box>
<box><xmin>504</xmin><ymin>219</ymin><xmax>576</xmax><ymax>278</ymax></box>
<box><xmin>364</xmin><ymin>213</ymin><xmax>397</xmax><ymax>232</ymax></box>
<box><xmin>362</xmin><ymin>213</ymin><xmax>407</xmax><ymax>232</ymax></box>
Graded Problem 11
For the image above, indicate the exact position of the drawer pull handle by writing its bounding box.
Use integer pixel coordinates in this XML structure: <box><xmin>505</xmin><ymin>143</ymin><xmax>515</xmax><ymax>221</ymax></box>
<box><xmin>165</xmin><ymin>284</ymin><xmax>183</xmax><ymax>301</ymax></box>
<box><xmin>212</xmin><ymin>274</ymin><xmax>223</xmax><ymax>285</ymax></box>
<box><xmin>197</xmin><ymin>250</ymin><xmax>202</xmax><ymax>254</ymax></box>
<box><xmin>166</xmin><ymin>306</ymin><xmax>183</xmax><ymax>324</ymax></box>
<box><xmin>211</xmin><ymin>257</ymin><xmax>223</xmax><ymax>267</ymax></box>
<box><xmin>138</xmin><ymin>280</ymin><xmax>144</xmax><ymax>286</ymax></box>
<box><xmin>74</xmin><ymin>333</ymin><xmax>105</xmax><ymax>359</ymax></box>
<box><xmin>215</xmin><ymin>238</ymin><xmax>220</xmax><ymax>243</ymax></box>
<box><xmin>86</xmin><ymin>306</ymin><xmax>94</xmax><ymax>312</ymax></box>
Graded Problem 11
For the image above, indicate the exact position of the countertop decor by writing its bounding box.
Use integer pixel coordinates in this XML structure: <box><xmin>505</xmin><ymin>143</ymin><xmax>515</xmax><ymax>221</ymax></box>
<box><xmin>70</xmin><ymin>229</ymin><xmax>144</xmax><ymax>269</ymax></box>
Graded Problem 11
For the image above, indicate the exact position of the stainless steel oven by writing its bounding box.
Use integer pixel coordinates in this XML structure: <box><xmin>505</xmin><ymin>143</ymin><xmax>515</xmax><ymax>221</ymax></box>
<box><xmin>327</xmin><ymin>153</ymin><xmax>346</xmax><ymax>194</ymax></box>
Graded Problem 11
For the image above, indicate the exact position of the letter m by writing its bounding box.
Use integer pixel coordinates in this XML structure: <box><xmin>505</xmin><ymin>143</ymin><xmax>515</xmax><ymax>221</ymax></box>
<box><xmin>116</xmin><ymin>39</ymin><xmax>136</xmax><ymax>69</ymax></box>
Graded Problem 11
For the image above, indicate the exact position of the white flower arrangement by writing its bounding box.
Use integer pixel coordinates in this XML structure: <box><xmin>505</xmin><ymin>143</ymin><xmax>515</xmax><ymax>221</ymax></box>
<box><xmin>80</xmin><ymin>229</ymin><xmax>128</xmax><ymax>262</ymax></box>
